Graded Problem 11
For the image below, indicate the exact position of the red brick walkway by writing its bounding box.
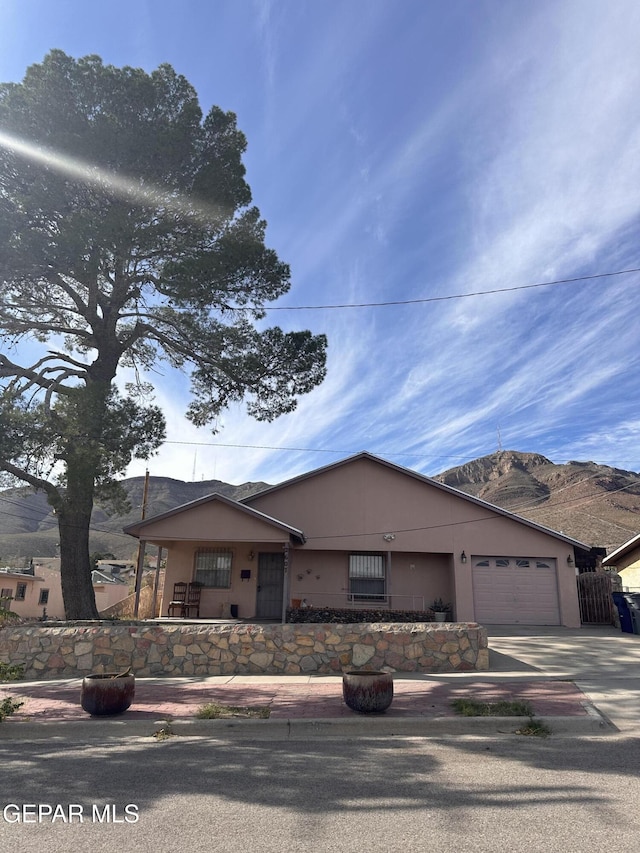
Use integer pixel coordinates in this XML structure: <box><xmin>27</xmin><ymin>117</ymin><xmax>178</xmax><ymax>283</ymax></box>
<box><xmin>0</xmin><ymin>678</ymin><xmax>591</xmax><ymax>723</ymax></box>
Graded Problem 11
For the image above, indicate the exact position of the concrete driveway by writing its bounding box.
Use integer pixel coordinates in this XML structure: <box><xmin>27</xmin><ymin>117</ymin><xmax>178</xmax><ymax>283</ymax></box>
<box><xmin>486</xmin><ymin>626</ymin><xmax>640</xmax><ymax>734</ymax></box>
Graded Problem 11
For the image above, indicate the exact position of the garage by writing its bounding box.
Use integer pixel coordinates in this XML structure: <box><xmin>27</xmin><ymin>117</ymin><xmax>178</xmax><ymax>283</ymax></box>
<box><xmin>472</xmin><ymin>556</ymin><xmax>560</xmax><ymax>625</ymax></box>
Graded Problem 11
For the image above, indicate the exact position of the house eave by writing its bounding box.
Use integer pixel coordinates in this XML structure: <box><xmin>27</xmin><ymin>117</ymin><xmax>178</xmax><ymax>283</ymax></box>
<box><xmin>602</xmin><ymin>532</ymin><xmax>640</xmax><ymax>565</ymax></box>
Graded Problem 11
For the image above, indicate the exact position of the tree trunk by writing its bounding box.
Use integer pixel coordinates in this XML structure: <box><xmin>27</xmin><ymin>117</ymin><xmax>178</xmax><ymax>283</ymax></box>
<box><xmin>55</xmin><ymin>374</ymin><xmax>117</xmax><ymax>620</ymax></box>
<box><xmin>57</xmin><ymin>498</ymin><xmax>99</xmax><ymax>620</ymax></box>
<box><xmin>56</xmin><ymin>421</ymin><xmax>103</xmax><ymax>620</ymax></box>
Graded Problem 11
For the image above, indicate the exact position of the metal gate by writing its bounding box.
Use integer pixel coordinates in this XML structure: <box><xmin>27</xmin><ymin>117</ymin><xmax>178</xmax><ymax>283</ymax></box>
<box><xmin>577</xmin><ymin>572</ymin><xmax>615</xmax><ymax>624</ymax></box>
<box><xmin>256</xmin><ymin>552</ymin><xmax>285</xmax><ymax>619</ymax></box>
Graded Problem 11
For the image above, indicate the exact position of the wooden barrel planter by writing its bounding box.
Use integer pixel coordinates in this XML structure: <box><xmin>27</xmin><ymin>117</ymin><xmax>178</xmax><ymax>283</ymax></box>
<box><xmin>342</xmin><ymin>670</ymin><xmax>394</xmax><ymax>714</ymax></box>
<box><xmin>81</xmin><ymin>673</ymin><xmax>135</xmax><ymax>716</ymax></box>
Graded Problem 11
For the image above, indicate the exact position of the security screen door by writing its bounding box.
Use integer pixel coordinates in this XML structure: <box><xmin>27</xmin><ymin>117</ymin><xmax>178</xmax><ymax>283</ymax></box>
<box><xmin>256</xmin><ymin>552</ymin><xmax>285</xmax><ymax>619</ymax></box>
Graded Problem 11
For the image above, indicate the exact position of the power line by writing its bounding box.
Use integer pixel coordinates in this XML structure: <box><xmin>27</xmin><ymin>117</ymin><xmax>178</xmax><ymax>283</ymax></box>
<box><xmin>257</xmin><ymin>266</ymin><xmax>640</xmax><ymax>311</ymax></box>
<box><xmin>0</xmin><ymin>495</ymin><xmax>138</xmax><ymax>540</ymax></box>
<box><xmin>521</xmin><ymin>480</ymin><xmax>640</xmax><ymax>516</ymax></box>
<box><xmin>160</xmin><ymin>439</ymin><xmax>640</xmax><ymax>469</ymax></box>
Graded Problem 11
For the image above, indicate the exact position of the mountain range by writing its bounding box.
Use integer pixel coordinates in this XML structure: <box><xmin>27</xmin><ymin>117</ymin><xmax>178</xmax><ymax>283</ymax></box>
<box><xmin>0</xmin><ymin>450</ymin><xmax>638</xmax><ymax>563</ymax></box>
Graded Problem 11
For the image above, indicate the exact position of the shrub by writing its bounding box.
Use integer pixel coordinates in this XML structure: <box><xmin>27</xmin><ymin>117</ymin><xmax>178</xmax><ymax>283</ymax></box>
<box><xmin>0</xmin><ymin>662</ymin><xmax>24</xmax><ymax>683</ymax></box>
<box><xmin>0</xmin><ymin>696</ymin><xmax>23</xmax><ymax>721</ymax></box>
<box><xmin>287</xmin><ymin>606</ymin><xmax>434</xmax><ymax>624</ymax></box>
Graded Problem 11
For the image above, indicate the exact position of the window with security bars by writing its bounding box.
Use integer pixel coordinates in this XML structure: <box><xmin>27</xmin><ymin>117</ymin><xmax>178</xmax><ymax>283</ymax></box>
<box><xmin>349</xmin><ymin>553</ymin><xmax>386</xmax><ymax>601</ymax></box>
<box><xmin>38</xmin><ymin>589</ymin><xmax>50</xmax><ymax>605</ymax></box>
<box><xmin>15</xmin><ymin>583</ymin><xmax>27</xmax><ymax>601</ymax></box>
<box><xmin>0</xmin><ymin>588</ymin><xmax>12</xmax><ymax>601</ymax></box>
<box><xmin>194</xmin><ymin>549</ymin><xmax>233</xmax><ymax>588</ymax></box>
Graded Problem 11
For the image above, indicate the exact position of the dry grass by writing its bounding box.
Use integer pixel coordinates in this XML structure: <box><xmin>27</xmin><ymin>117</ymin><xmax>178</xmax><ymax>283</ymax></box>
<box><xmin>195</xmin><ymin>702</ymin><xmax>271</xmax><ymax>719</ymax></box>
<box><xmin>452</xmin><ymin>698</ymin><xmax>534</xmax><ymax>717</ymax></box>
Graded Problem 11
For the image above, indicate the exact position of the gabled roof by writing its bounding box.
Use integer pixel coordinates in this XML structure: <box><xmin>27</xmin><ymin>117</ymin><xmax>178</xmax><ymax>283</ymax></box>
<box><xmin>602</xmin><ymin>532</ymin><xmax>640</xmax><ymax>565</ymax></box>
<box><xmin>243</xmin><ymin>451</ymin><xmax>591</xmax><ymax>551</ymax></box>
<box><xmin>124</xmin><ymin>492</ymin><xmax>306</xmax><ymax>544</ymax></box>
<box><xmin>91</xmin><ymin>570</ymin><xmax>128</xmax><ymax>585</ymax></box>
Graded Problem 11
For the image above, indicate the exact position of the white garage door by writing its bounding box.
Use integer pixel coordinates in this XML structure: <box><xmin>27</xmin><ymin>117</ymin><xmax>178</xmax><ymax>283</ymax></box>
<box><xmin>472</xmin><ymin>557</ymin><xmax>560</xmax><ymax>625</ymax></box>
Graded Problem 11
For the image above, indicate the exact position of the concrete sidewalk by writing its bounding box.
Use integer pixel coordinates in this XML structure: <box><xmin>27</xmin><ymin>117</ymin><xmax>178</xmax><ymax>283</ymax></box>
<box><xmin>0</xmin><ymin>672</ymin><xmax>611</xmax><ymax>738</ymax></box>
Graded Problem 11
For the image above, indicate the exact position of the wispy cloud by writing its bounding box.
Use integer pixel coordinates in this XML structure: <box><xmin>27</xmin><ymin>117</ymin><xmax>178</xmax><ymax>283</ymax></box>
<box><xmin>5</xmin><ymin>1</ymin><xmax>640</xmax><ymax>486</ymax></box>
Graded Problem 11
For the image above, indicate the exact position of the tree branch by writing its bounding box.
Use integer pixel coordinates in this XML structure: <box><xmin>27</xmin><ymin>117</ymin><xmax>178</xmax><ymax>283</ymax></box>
<box><xmin>0</xmin><ymin>355</ymin><xmax>83</xmax><ymax>395</ymax></box>
<box><xmin>0</xmin><ymin>457</ymin><xmax>61</xmax><ymax>502</ymax></box>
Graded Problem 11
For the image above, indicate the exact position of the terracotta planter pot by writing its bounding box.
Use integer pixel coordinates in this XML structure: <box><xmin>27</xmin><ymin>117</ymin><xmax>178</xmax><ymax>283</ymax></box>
<box><xmin>342</xmin><ymin>670</ymin><xmax>394</xmax><ymax>714</ymax></box>
<box><xmin>81</xmin><ymin>673</ymin><xmax>135</xmax><ymax>716</ymax></box>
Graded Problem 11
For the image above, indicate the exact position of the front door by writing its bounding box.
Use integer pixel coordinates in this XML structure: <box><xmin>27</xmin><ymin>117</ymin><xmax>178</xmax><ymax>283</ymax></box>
<box><xmin>256</xmin><ymin>552</ymin><xmax>285</xmax><ymax>619</ymax></box>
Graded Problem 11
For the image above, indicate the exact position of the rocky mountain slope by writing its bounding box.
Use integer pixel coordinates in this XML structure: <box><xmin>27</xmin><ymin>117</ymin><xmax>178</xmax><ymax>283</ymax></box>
<box><xmin>0</xmin><ymin>450</ymin><xmax>638</xmax><ymax>562</ymax></box>
<box><xmin>434</xmin><ymin>450</ymin><xmax>640</xmax><ymax>550</ymax></box>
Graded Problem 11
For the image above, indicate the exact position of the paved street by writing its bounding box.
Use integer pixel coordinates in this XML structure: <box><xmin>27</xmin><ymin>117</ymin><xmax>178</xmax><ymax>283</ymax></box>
<box><xmin>1</xmin><ymin>731</ymin><xmax>640</xmax><ymax>853</ymax></box>
<box><xmin>1</xmin><ymin>625</ymin><xmax>639</xmax><ymax>852</ymax></box>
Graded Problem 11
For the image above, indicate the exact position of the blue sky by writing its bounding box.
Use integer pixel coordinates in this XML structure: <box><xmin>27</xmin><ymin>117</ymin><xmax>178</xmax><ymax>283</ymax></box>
<box><xmin>1</xmin><ymin>0</ymin><xmax>640</xmax><ymax>486</ymax></box>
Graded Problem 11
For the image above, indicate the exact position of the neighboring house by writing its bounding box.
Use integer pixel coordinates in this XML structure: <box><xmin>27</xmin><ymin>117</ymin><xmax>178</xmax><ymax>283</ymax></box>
<box><xmin>602</xmin><ymin>533</ymin><xmax>640</xmax><ymax>591</ymax></box>
<box><xmin>124</xmin><ymin>452</ymin><xmax>591</xmax><ymax>627</ymax></box>
<box><xmin>0</xmin><ymin>560</ymin><xmax>65</xmax><ymax>619</ymax></box>
<box><xmin>91</xmin><ymin>569</ymin><xmax>131</xmax><ymax>613</ymax></box>
<box><xmin>0</xmin><ymin>557</ymin><xmax>131</xmax><ymax>619</ymax></box>
<box><xmin>96</xmin><ymin>560</ymin><xmax>137</xmax><ymax>581</ymax></box>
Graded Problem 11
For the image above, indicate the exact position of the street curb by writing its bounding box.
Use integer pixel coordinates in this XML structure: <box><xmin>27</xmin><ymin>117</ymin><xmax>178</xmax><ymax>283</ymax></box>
<box><xmin>0</xmin><ymin>707</ymin><xmax>616</xmax><ymax>740</ymax></box>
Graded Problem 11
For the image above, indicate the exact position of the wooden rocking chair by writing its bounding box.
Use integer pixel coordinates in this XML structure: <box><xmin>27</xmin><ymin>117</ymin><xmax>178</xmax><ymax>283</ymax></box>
<box><xmin>167</xmin><ymin>582</ymin><xmax>188</xmax><ymax>617</ymax></box>
<box><xmin>182</xmin><ymin>582</ymin><xmax>204</xmax><ymax>618</ymax></box>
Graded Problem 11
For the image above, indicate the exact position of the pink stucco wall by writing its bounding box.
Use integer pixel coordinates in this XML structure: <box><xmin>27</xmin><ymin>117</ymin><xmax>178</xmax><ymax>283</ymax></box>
<box><xmin>93</xmin><ymin>581</ymin><xmax>130</xmax><ymax>614</ymax></box>
<box><xmin>135</xmin><ymin>499</ymin><xmax>289</xmax><ymax>543</ymax></box>
<box><xmin>287</xmin><ymin>550</ymin><xmax>452</xmax><ymax>614</ymax></box>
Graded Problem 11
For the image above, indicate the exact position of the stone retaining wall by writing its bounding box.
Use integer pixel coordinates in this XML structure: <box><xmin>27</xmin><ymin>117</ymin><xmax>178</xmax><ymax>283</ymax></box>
<box><xmin>0</xmin><ymin>622</ymin><xmax>489</xmax><ymax>679</ymax></box>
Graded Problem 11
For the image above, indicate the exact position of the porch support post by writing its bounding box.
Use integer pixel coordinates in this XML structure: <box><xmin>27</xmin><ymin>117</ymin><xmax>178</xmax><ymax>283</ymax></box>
<box><xmin>133</xmin><ymin>539</ymin><xmax>146</xmax><ymax>618</ymax></box>
<box><xmin>151</xmin><ymin>546</ymin><xmax>163</xmax><ymax>619</ymax></box>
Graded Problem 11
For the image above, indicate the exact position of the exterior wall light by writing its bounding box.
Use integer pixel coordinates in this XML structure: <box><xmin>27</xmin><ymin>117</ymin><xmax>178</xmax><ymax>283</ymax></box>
<box><xmin>567</xmin><ymin>555</ymin><xmax>574</xmax><ymax>566</ymax></box>
<box><xmin>460</xmin><ymin>551</ymin><xmax>467</xmax><ymax>563</ymax></box>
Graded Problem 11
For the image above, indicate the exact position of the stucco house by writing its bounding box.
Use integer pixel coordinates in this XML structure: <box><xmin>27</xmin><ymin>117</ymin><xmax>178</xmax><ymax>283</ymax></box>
<box><xmin>124</xmin><ymin>452</ymin><xmax>590</xmax><ymax>627</ymax></box>
<box><xmin>0</xmin><ymin>564</ymin><xmax>59</xmax><ymax>619</ymax></box>
<box><xmin>602</xmin><ymin>533</ymin><xmax>640</xmax><ymax>591</ymax></box>
<box><xmin>0</xmin><ymin>557</ymin><xmax>131</xmax><ymax>620</ymax></box>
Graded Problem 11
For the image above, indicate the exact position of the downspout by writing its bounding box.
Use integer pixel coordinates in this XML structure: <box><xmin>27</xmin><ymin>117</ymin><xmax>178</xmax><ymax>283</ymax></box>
<box><xmin>386</xmin><ymin>550</ymin><xmax>392</xmax><ymax>608</ymax></box>
<box><xmin>281</xmin><ymin>541</ymin><xmax>290</xmax><ymax>624</ymax></box>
